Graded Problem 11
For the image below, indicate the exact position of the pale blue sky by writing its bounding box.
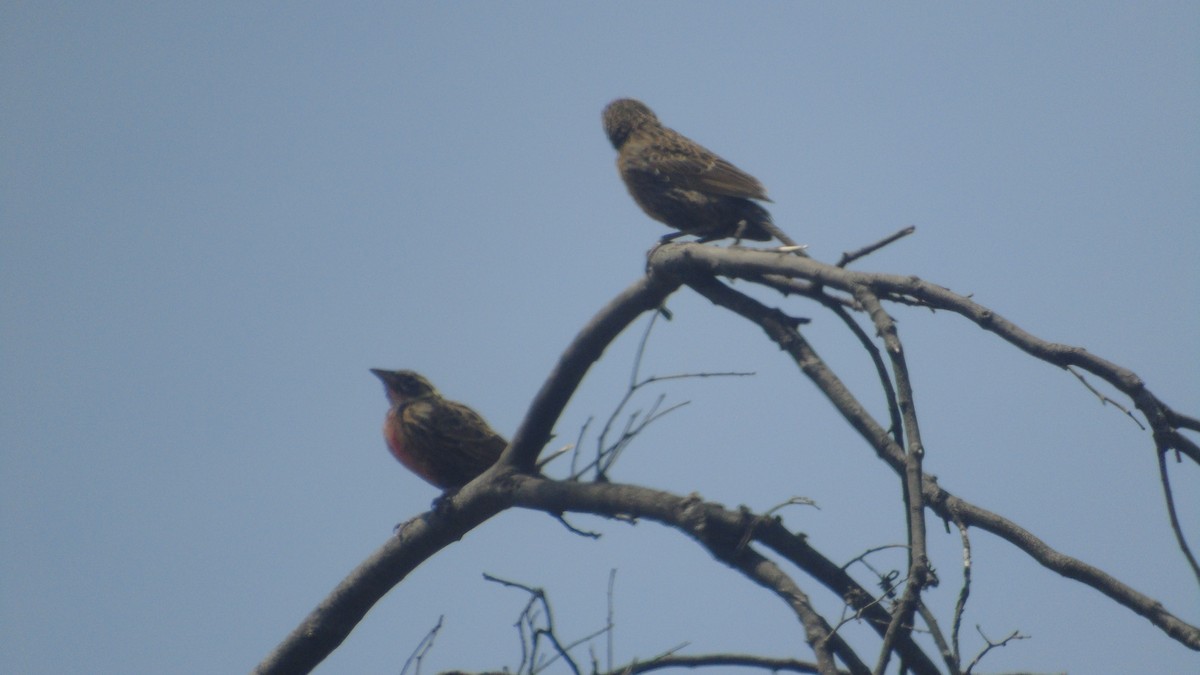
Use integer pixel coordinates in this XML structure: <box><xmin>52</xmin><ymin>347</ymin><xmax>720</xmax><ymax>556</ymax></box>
<box><xmin>2</xmin><ymin>3</ymin><xmax>1197</xmax><ymax>673</ymax></box>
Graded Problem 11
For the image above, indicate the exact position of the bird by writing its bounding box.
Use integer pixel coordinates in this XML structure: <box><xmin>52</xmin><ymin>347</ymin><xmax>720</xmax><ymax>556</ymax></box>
<box><xmin>370</xmin><ymin>368</ymin><xmax>507</xmax><ymax>490</ymax></box>
<box><xmin>602</xmin><ymin>98</ymin><xmax>799</xmax><ymax>247</ymax></box>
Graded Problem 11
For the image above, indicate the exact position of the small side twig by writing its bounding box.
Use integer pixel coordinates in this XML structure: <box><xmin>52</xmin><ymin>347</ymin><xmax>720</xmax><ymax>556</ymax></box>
<box><xmin>819</xmin><ymin>298</ymin><xmax>904</xmax><ymax>449</ymax></box>
<box><xmin>536</xmin><ymin>444</ymin><xmax>574</xmax><ymax>471</ymax></box>
<box><xmin>399</xmin><ymin>615</ymin><xmax>443</xmax><ymax>675</ymax></box>
<box><xmin>1068</xmin><ymin>366</ymin><xmax>1146</xmax><ymax>430</ymax></box>
<box><xmin>586</xmin><ymin>310</ymin><xmax>753</xmax><ymax>480</ymax></box>
<box><xmin>569</xmin><ymin>417</ymin><xmax>592</xmax><ymax>479</ymax></box>
<box><xmin>736</xmin><ymin>497</ymin><xmax>819</xmax><ymax>552</ymax></box>
<box><xmin>840</xmin><ymin>544</ymin><xmax>908</xmax><ymax>606</ymax></box>
<box><xmin>963</xmin><ymin>627</ymin><xmax>1029</xmax><ymax>675</ymax></box>
<box><xmin>838</xmin><ymin>225</ymin><xmax>916</xmax><ymax>267</ymax></box>
<box><xmin>601</xmin><ymin>652</ymin><xmax>840</xmax><ymax>675</ymax></box>
<box><xmin>553</xmin><ymin>513</ymin><xmax>602</xmax><ymax>539</ymax></box>
<box><xmin>483</xmin><ymin>573</ymin><xmax>584</xmax><ymax>675</ymax></box>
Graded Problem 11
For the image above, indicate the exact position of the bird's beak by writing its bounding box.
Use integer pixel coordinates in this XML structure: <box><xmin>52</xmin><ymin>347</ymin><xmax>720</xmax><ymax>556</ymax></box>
<box><xmin>369</xmin><ymin>368</ymin><xmax>391</xmax><ymax>384</ymax></box>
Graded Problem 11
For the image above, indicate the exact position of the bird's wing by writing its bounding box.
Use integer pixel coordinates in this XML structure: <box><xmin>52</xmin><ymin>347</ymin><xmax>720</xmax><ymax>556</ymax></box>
<box><xmin>430</xmin><ymin>401</ymin><xmax>507</xmax><ymax>467</ymax></box>
<box><xmin>640</xmin><ymin>132</ymin><xmax>770</xmax><ymax>201</ymax></box>
<box><xmin>398</xmin><ymin>398</ymin><xmax>507</xmax><ymax>487</ymax></box>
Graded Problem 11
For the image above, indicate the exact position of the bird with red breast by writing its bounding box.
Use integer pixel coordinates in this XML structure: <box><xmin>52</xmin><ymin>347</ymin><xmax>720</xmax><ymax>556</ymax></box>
<box><xmin>369</xmin><ymin>368</ymin><xmax>507</xmax><ymax>490</ymax></box>
<box><xmin>602</xmin><ymin>97</ymin><xmax>800</xmax><ymax>247</ymax></box>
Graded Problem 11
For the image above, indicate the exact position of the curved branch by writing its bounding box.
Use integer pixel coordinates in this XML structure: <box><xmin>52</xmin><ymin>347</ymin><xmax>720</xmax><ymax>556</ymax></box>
<box><xmin>259</xmin><ymin>241</ymin><xmax>1197</xmax><ymax>674</ymax></box>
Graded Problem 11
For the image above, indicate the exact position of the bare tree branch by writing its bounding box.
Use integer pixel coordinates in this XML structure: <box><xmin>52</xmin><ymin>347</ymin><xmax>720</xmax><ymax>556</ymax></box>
<box><xmin>647</xmin><ymin>245</ymin><xmax>1200</xmax><ymax>651</ymax></box>
<box><xmin>258</xmin><ymin>239</ymin><xmax>1197</xmax><ymax>674</ymax></box>
<box><xmin>1156</xmin><ymin>448</ymin><xmax>1200</xmax><ymax>587</ymax></box>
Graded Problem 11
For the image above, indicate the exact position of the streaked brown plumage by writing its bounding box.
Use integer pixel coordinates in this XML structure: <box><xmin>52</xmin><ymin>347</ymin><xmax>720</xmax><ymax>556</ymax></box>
<box><xmin>602</xmin><ymin>98</ymin><xmax>798</xmax><ymax>246</ymax></box>
<box><xmin>370</xmin><ymin>369</ymin><xmax>506</xmax><ymax>490</ymax></box>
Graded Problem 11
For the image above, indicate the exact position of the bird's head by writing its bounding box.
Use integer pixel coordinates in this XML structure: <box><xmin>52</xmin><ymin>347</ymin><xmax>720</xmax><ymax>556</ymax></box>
<box><xmin>602</xmin><ymin>98</ymin><xmax>659</xmax><ymax>150</ymax></box>
<box><xmin>370</xmin><ymin>368</ymin><xmax>438</xmax><ymax>404</ymax></box>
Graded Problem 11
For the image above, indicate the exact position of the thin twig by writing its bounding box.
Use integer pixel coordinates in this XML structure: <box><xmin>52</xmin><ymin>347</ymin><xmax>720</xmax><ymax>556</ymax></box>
<box><xmin>950</xmin><ymin>516</ymin><xmax>972</xmax><ymax>668</ymax></box>
<box><xmin>602</xmin><ymin>652</ymin><xmax>842</xmax><ymax>674</ymax></box>
<box><xmin>1157</xmin><ymin>448</ymin><xmax>1200</xmax><ymax>588</ymax></box>
<box><xmin>606</xmin><ymin>569</ymin><xmax>616</xmax><ymax>672</ymax></box>
<box><xmin>399</xmin><ymin>615</ymin><xmax>443</xmax><ymax>675</ymax></box>
<box><xmin>819</xmin><ymin>298</ymin><xmax>904</xmax><ymax>448</ymax></box>
<box><xmin>963</xmin><ymin>627</ymin><xmax>1028</xmax><ymax>675</ymax></box>
<box><xmin>1068</xmin><ymin>366</ymin><xmax>1146</xmax><ymax>430</ymax></box>
<box><xmin>589</xmin><ymin>312</ymin><xmax>753</xmax><ymax>479</ymax></box>
<box><xmin>736</xmin><ymin>497</ymin><xmax>820</xmax><ymax>552</ymax></box>
<box><xmin>840</xmin><ymin>544</ymin><xmax>909</xmax><ymax>573</ymax></box>
<box><xmin>838</xmin><ymin>225</ymin><xmax>916</xmax><ymax>267</ymax></box>
<box><xmin>537</xmin><ymin>444</ymin><xmax>574</xmax><ymax>471</ymax></box>
<box><xmin>482</xmin><ymin>573</ymin><xmax>584</xmax><ymax>675</ymax></box>
<box><xmin>569</xmin><ymin>417</ymin><xmax>592</xmax><ymax>479</ymax></box>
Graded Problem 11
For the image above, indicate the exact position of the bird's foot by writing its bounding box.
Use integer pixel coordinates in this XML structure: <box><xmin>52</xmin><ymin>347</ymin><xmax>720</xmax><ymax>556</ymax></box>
<box><xmin>431</xmin><ymin>488</ymin><xmax>461</xmax><ymax>516</ymax></box>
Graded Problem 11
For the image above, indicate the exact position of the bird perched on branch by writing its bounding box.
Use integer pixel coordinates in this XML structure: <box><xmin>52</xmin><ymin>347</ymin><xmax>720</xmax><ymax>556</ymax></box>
<box><xmin>602</xmin><ymin>98</ymin><xmax>799</xmax><ymax>247</ymax></box>
<box><xmin>370</xmin><ymin>368</ymin><xmax>507</xmax><ymax>490</ymax></box>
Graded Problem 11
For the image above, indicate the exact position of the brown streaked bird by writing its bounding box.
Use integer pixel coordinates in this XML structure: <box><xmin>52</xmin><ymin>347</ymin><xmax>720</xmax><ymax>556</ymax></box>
<box><xmin>370</xmin><ymin>368</ymin><xmax>507</xmax><ymax>490</ymax></box>
<box><xmin>602</xmin><ymin>98</ymin><xmax>799</xmax><ymax>247</ymax></box>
